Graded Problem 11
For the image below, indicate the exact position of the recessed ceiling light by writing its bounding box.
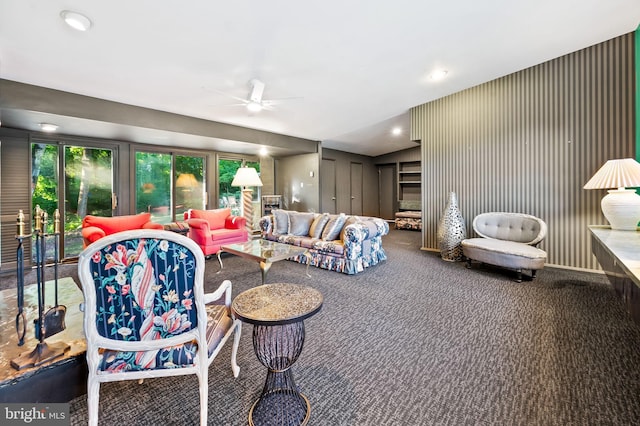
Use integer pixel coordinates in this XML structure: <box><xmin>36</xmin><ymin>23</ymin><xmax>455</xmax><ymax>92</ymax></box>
<box><xmin>60</xmin><ymin>10</ymin><xmax>92</xmax><ymax>31</ymax></box>
<box><xmin>259</xmin><ymin>147</ymin><xmax>269</xmax><ymax>156</ymax></box>
<box><xmin>391</xmin><ymin>127</ymin><xmax>402</xmax><ymax>136</ymax></box>
<box><xmin>430</xmin><ymin>69</ymin><xmax>448</xmax><ymax>81</ymax></box>
<box><xmin>40</xmin><ymin>123</ymin><xmax>59</xmax><ymax>132</ymax></box>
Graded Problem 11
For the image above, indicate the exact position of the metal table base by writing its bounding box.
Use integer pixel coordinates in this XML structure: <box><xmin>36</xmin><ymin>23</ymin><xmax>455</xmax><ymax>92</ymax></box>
<box><xmin>249</xmin><ymin>321</ymin><xmax>309</xmax><ymax>426</ymax></box>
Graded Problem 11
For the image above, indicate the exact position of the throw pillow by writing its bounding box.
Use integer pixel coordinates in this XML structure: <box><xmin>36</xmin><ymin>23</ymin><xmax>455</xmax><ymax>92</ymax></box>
<box><xmin>309</xmin><ymin>213</ymin><xmax>330</xmax><ymax>238</ymax></box>
<box><xmin>289</xmin><ymin>212</ymin><xmax>316</xmax><ymax>236</ymax></box>
<box><xmin>272</xmin><ymin>209</ymin><xmax>290</xmax><ymax>235</ymax></box>
<box><xmin>321</xmin><ymin>213</ymin><xmax>347</xmax><ymax>241</ymax></box>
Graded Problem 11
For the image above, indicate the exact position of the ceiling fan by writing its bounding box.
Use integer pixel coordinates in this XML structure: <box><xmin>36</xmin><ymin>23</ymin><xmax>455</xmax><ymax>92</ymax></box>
<box><xmin>245</xmin><ymin>78</ymin><xmax>268</xmax><ymax>112</ymax></box>
<box><xmin>213</xmin><ymin>78</ymin><xmax>299</xmax><ymax>113</ymax></box>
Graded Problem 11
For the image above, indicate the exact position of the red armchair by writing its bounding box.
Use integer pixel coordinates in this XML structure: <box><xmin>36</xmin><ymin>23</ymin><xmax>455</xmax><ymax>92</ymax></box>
<box><xmin>81</xmin><ymin>212</ymin><xmax>164</xmax><ymax>248</ymax></box>
<box><xmin>185</xmin><ymin>208</ymin><xmax>248</xmax><ymax>255</ymax></box>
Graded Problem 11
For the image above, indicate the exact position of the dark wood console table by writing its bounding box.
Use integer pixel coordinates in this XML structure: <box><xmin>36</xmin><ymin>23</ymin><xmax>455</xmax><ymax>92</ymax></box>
<box><xmin>589</xmin><ymin>226</ymin><xmax>640</xmax><ymax>325</ymax></box>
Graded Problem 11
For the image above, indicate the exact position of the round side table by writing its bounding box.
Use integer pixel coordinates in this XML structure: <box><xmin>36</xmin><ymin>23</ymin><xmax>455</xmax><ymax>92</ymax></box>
<box><xmin>232</xmin><ymin>283</ymin><xmax>323</xmax><ymax>426</ymax></box>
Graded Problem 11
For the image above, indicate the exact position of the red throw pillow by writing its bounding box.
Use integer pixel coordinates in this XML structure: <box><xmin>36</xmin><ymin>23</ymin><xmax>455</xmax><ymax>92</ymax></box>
<box><xmin>190</xmin><ymin>208</ymin><xmax>230</xmax><ymax>229</ymax></box>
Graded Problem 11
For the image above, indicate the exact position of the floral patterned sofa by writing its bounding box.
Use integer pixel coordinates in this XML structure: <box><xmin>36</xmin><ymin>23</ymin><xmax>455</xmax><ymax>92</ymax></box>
<box><xmin>259</xmin><ymin>210</ymin><xmax>389</xmax><ymax>274</ymax></box>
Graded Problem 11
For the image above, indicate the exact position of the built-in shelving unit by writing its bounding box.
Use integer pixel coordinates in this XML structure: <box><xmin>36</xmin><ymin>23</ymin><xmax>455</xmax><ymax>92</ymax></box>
<box><xmin>261</xmin><ymin>195</ymin><xmax>282</xmax><ymax>216</ymax></box>
<box><xmin>397</xmin><ymin>161</ymin><xmax>421</xmax><ymax>206</ymax></box>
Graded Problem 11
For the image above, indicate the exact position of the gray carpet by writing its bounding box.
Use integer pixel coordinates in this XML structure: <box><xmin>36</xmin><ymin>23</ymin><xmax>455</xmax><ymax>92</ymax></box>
<box><xmin>8</xmin><ymin>229</ymin><xmax>640</xmax><ymax>425</ymax></box>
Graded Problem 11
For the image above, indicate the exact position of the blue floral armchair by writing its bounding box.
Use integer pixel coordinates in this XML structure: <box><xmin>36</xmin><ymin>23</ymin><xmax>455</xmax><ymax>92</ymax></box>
<box><xmin>78</xmin><ymin>229</ymin><xmax>241</xmax><ymax>426</ymax></box>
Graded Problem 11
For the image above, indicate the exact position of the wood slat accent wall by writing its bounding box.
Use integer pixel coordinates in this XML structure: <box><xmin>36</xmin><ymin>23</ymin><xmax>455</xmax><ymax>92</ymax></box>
<box><xmin>0</xmin><ymin>131</ymin><xmax>33</xmax><ymax>269</ymax></box>
<box><xmin>411</xmin><ymin>33</ymin><xmax>635</xmax><ymax>270</ymax></box>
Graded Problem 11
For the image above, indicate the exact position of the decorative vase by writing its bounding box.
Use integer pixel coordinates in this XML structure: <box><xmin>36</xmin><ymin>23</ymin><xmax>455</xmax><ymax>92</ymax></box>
<box><xmin>437</xmin><ymin>192</ymin><xmax>467</xmax><ymax>262</ymax></box>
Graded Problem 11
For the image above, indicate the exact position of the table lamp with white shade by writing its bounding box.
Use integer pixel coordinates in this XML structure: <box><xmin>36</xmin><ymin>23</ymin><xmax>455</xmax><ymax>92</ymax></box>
<box><xmin>583</xmin><ymin>158</ymin><xmax>640</xmax><ymax>230</ymax></box>
<box><xmin>231</xmin><ymin>166</ymin><xmax>263</xmax><ymax>231</ymax></box>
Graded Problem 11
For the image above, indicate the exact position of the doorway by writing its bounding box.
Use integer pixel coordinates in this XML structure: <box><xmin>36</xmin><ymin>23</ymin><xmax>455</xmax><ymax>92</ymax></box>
<box><xmin>321</xmin><ymin>159</ymin><xmax>336</xmax><ymax>214</ymax></box>
<box><xmin>350</xmin><ymin>162</ymin><xmax>363</xmax><ymax>215</ymax></box>
<box><xmin>378</xmin><ymin>164</ymin><xmax>396</xmax><ymax>220</ymax></box>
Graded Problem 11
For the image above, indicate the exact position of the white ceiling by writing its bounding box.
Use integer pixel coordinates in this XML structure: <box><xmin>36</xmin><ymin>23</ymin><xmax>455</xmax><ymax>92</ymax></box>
<box><xmin>1</xmin><ymin>0</ymin><xmax>639</xmax><ymax>157</ymax></box>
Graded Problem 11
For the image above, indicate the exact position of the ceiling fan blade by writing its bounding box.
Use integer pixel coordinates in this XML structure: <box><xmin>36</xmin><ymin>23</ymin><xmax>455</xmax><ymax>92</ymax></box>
<box><xmin>209</xmin><ymin>88</ymin><xmax>249</xmax><ymax>104</ymax></box>
<box><xmin>208</xmin><ymin>102</ymin><xmax>249</xmax><ymax>109</ymax></box>
<box><xmin>261</xmin><ymin>96</ymin><xmax>304</xmax><ymax>107</ymax></box>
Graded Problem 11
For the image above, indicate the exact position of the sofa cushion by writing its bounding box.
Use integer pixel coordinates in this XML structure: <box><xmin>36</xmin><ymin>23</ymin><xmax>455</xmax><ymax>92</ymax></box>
<box><xmin>190</xmin><ymin>208</ymin><xmax>230</xmax><ymax>229</ymax></box>
<box><xmin>297</xmin><ymin>236</ymin><xmax>320</xmax><ymax>249</ymax></box>
<box><xmin>312</xmin><ymin>239</ymin><xmax>345</xmax><ymax>255</ymax></box>
<box><xmin>322</xmin><ymin>213</ymin><xmax>346</xmax><ymax>241</ymax></box>
<box><xmin>462</xmin><ymin>238</ymin><xmax>546</xmax><ymax>270</ymax></box>
<box><xmin>278</xmin><ymin>234</ymin><xmax>305</xmax><ymax>246</ymax></box>
<box><xmin>209</xmin><ymin>228</ymin><xmax>246</xmax><ymax>243</ymax></box>
<box><xmin>309</xmin><ymin>213</ymin><xmax>330</xmax><ymax>238</ymax></box>
<box><xmin>395</xmin><ymin>210</ymin><xmax>421</xmax><ymax>219</ymax></box>
<box><xmin>289</xmin><ymin>212</ymin><xmax>316</xmax><ymax>236</ymax></box>
<box><xmin>272</xmin><ymin>209</ymin><xmax>290</xmax><ymax>234</ymax></box>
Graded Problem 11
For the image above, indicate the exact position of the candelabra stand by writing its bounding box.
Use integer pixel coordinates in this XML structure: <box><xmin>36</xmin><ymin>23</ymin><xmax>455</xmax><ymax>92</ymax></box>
<box><xmin>11</xmin><ymin>207</ymin><xmax>70</xmax><ymax>370</ymax></box>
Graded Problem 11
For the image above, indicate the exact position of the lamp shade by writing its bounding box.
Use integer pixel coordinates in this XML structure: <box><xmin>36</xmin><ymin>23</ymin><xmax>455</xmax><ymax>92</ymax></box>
<box><xmin>231</xmin><ymin>167</ymin><xmax>263</xmax><ymax>187</ymax></box>
<box><xmin>583</xmin><ymin>158</ymin><xmax>640</xmax><ymax>190</ymax></box>
<box><xmin>584</xmin><ymin>158</ymin><xmax>640</xmax><ymax>231</ymax></box>
<box><xmin>176</xmin><ymin>173</ymin><xmax>198</xmax><ymax>189</ymax></box>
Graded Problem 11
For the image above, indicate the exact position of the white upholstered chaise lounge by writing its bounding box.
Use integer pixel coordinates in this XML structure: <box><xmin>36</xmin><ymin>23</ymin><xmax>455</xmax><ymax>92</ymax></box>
<box><xmin>461</xmin><ymin>212</ymin><xmax>547</xmax><ymax>282</ymax></box>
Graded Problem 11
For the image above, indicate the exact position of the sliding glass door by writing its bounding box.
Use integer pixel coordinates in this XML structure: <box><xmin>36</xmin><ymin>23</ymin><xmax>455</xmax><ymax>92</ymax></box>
<box><xmin>31</xmin><ymin>143</ymin><xmax>115</xmax><ymax>259</ymax></box>
<box><xmin>64</xmin><ymin>146</ymin><xmax>114</xmax><ymax>256</ymax></box>
<box><xmin>175</xmin><ymin>155</ymin><xmax>205</xmax><ymax>218</ymax></box>
<box><xmin>135</xmin><ymin>151</ymin><xmax>205</xmax><ymax>223</ymax></box>
<box><xmin>135</xmin><ymin>152</ymin><xmax>172</xmax><ymax>222</ymax></box>
<box><xmin>28</xmin><ymin>143</ymin><xmax>213</xmax><ymax>258</ymax></box>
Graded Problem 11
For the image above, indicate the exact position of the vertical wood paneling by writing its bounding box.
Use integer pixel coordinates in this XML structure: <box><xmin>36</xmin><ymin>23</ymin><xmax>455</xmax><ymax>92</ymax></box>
<box><xmin>0</xmin><ymin>132</ymin><xmax>33</xmax><ymax>269</ymax></box>
<box><xmin>412</xmin><ymin>33</ymin><xmax>635</xmax><ymax>271</ymax></box>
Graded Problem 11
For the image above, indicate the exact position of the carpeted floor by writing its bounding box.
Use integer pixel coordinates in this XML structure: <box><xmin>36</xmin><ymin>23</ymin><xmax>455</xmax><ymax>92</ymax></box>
<box><xmin>4</xmin><ymin>229</ymin><xmax>640</xmax><ymax>425</ymax></box>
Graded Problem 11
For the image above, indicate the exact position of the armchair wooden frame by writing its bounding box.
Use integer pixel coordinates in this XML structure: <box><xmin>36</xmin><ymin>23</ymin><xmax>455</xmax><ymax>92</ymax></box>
<box><xmin>78</xmin><ymin>229</ymin><xmax>241</xmax><ymax>426</ymax></box>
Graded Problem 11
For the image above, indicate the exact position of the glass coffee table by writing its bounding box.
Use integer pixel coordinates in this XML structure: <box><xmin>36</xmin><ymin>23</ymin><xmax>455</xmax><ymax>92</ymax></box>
<box><xmin>218</xmin><ymin>239</ymin><xmax>311</xmax><ymax>285</ymax></box>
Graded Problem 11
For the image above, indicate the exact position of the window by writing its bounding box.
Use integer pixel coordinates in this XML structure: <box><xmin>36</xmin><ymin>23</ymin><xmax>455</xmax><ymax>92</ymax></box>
<box><xmin>218</xmin><ymin>158</ymin><xmax>243</xmax><ymax>216</ymax></box>
<box><xmin>135</xmin><ymin>152</ymin><xmax>172</xmax><ymax>223</ymax></box>
<box><xmin>135</xmin><ymin>151</ymin><xmax>206</xmax><ymax>223</ymax></box>
<box><xmin>31</xmin><ymin>143</ymin><xmax>114</xmax><ymax>259</ymax></box>
<box><xmin>175</xmin><ymin>155</ymin><xmax>205</xmax><ymax>219</ymax></box>
<box><xmin>218</xmin><ymin>157</ymin><xmax>261</xmax><ymax>226</ymax></box>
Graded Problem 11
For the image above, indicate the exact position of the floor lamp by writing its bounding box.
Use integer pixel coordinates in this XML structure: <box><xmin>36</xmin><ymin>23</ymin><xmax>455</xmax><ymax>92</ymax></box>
<box><xmin>232</xmin><ymin>166</ymin><xmax>263</xmax><ymax>232</ymax></box>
